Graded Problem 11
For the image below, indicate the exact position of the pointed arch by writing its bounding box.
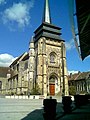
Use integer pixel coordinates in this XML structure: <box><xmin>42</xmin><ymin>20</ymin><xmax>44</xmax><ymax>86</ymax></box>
<box><xmin>49</xmin><ymin>52</ymin><xmax>57</xmax><ymax>63</ymax></box>
<box><xmin>49</xmin><ymin>73</ymin><xmax>58</xmax><ymax>95</ymax></box>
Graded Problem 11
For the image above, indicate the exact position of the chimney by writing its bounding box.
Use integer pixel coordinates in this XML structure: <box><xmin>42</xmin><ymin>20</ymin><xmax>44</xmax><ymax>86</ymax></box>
<box><xmin>70</xmin><ymin>73</ymin><xmax>72</xmax><ymax>78</ymax></box>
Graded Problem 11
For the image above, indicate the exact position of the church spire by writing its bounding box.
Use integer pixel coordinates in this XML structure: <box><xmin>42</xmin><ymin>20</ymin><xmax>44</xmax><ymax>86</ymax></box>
<box><xmin>42</xmin><ymin>0</ymin><xmax>51</xmax><ymax>23</ymax></box>
<box><xmin>34</xmin><ymin>0</ymin><xmax>62</xmax><ymax>41</ymax></box>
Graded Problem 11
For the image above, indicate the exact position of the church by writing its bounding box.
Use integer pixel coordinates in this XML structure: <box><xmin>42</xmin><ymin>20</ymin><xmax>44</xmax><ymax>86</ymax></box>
<box><xmin>5</xmin><ymin>0</ymin><xmax>69</xmax><ymax>97</ymax></box>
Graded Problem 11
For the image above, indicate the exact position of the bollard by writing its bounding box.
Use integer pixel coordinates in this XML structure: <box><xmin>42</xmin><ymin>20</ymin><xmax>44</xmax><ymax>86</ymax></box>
<box><xmin>43</xmin><ymin>98</ymin><xmax>57</xmax><ymax>120</ymax></box>
<box><xmin>74</xmin><ymin>95</ymin><xmax>89</xmax><ymax>107</ymax></box>
<box><xmin>62</xmin><ymin>96</ymin><xmax>72</xmax><ymax>114</ymax></box>
<box><xmin>85</xmin><ymin>94</ymin><xmax>90</xmax><ymax>103</ymax></box>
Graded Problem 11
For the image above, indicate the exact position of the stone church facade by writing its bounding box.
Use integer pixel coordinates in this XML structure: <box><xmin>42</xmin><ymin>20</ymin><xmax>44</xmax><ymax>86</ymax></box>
<box><xmin>1</xmin><ymin>0</ymin><xmax>69</xmax><ymax>97</ymax></box>
<box><xmin>28</xmin><ymin>35</ymin><xmax>68</xmax><ymax>96</ymax></box>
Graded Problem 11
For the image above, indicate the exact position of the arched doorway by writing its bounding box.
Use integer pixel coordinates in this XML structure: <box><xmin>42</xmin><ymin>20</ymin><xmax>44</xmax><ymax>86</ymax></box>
<box><xmin>49</xmin><ymin>75</ymin><xmax>58</xmax><ymax>96</ymax></box>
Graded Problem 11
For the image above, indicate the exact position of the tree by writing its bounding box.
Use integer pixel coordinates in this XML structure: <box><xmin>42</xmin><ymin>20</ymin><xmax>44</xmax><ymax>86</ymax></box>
<box><xmin>69</xmin><ymin>86</ymin><xmax>76</xmax><ymax>95</ymax></box>
<box><xmin>30</xmin><ymin>83</ymin><xmax>41</xmax><ymax>95</ymax></box>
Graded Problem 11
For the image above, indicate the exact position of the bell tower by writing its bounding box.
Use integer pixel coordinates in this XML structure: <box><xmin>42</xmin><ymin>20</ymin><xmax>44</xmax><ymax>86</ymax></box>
<box><xmin>29</xmin><ymin>0</ymin><xmax>69</xmax><ymax>96</ymax></box>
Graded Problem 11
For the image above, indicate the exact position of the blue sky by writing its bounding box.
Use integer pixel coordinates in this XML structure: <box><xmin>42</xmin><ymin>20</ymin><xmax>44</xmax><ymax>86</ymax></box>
<box><xmin>0</xmin><ymin>0</ymin><xmax>90</xmax><ymax>73</ymax></box>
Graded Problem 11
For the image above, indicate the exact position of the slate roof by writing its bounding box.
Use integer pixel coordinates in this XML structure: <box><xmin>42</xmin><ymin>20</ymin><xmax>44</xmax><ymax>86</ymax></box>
<box><xmin>10</xmin><ymin>52</ymin><xmax>28</xmax><ymax>67</ymax></box>
<box><xmin>0</xmin><ymin>67</ymin><xmax>11</xmax><ymax>78</ymax></box>
<box><xmin>68</xmin><ymin>71</ymin><xmax>90</xmax><ymax>81</ymax></box>
<box><xmin>10</xmin><ymin>53</ymin><xmax>24</xmax><ymax>67</ymax></box>
<box><xmin>22</xmin><ymin>53</ymin><xmax>29</xmax><ymax>61</ymax></box>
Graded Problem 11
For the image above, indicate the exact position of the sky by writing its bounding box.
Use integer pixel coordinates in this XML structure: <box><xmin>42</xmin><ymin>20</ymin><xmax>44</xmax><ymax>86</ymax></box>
<box><xmin>0</xmin><ymin>0</ymin><xmax>90</xmax><ymax>74</ymax></box>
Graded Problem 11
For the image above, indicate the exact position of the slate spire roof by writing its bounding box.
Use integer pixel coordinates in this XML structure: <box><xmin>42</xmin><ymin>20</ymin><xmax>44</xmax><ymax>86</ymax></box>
<box><xmin>34</xmin><ymin>0</ymin><xmax>63</xmax><ymax>41</ymax></box>
<box><xmin>42</xmin><ymin>0</ymin><xmax>51</xmax><ymax>23</ymax></box>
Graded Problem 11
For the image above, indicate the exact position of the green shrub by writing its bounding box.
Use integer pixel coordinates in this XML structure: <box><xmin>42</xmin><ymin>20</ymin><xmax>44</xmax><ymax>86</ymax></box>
<box><xmin>30</xmin><ymin>84</ymin><xmax>41</xmax><ymax>95</ymax></box>
<box><xmin>69</xmin><ymin>86</ymin><xmax>76</xmax><ymax>95</ymax></box>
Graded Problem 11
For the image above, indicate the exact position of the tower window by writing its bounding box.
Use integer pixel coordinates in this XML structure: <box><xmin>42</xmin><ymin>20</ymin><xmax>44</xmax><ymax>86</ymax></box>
<box><xmin>50</xmin><ymin>52</ymin><xmax>56</xmax><ymax>63</ymax></box>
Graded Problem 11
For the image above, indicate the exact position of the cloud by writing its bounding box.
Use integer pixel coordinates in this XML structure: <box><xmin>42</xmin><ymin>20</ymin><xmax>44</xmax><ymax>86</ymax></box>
<box><xmin>0</xmin><ymin>0</ymin><xmax>6</xmax><ymax>4</ymax></box>
<box><xmin>68</xmin><ymin>70</ymin><xmax>79</xmax><ymax>75</ymax></box>
<box><xmin>0</xmin><ymin>53</ymin><xmax>17</xmax><ymax>67</ymax></box>
<box><xmin>2</xmin><ymin>1</ymin><xmax>34</xmax><ymax>29</ymax></box>
<box><xmin>65</xmin><ymin>39</ymin><xmax>75</xmax><ymax>51</ymax></box>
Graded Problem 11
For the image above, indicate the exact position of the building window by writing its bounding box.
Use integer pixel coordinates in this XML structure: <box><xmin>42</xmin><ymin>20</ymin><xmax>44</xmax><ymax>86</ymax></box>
<box><xmin>0</xmin><ymin>81</ymin><xmax>2</xmax><ymax>90</ymax></box>
<box><xmin>10</xmin><ymin>80</ymin><xmax>12</xmax><ymax>89</ymax></box>
<box><xmin>17</xmin><ymin>64</ymin><xmax>19</xmax><ymax>71</ymax></box>
<box><xmin>50</xmin><ymin>52</ymin><xmax>56</xmax><ymax>63</ymax></box>
<box><xmin>49</xmin><ymin>75</ymin><xmax>58</xmax><ymax>84</ymax></box>
<box><xmin>49</xmin><ymin>77</ymin><xmax>55</xmax><ymax>83</ymax></box>
<box><xmin>24</xmin><ymin>61</ymin><xmax>28</xmax><ymax>70</ymax></box>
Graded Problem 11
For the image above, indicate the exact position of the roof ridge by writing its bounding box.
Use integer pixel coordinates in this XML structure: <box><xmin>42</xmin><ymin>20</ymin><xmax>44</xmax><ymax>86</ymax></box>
<box><xmin>74</xmin><ymin>72</ymin><xmax>81</xmax><ymax>80</ymax></box>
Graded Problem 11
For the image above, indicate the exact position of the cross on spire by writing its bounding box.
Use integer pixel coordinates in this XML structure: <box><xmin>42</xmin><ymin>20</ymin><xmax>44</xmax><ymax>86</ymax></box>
<box><xmin>42</xmin><ymin>0</ymin><xmax>51</xmax><ymax>23</ymax></box>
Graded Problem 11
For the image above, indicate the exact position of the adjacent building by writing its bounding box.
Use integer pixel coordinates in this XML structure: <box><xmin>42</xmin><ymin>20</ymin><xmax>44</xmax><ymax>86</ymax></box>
<box><xmin>7</xmin><ymin>52</ymin><xmax>29</xmax><ymax>95</ymax></box>
<box><xmin>0</xmin><ymin>67</ymin><xmax>11</xmax><ymax>94</ymax></box>
<box><xmin>68</xmin><ymin>71</ymin><xmax>90</xmax><ymax>94</ymax></box>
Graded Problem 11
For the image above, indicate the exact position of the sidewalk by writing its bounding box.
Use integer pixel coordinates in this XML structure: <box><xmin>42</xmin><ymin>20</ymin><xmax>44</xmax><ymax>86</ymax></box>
<box><xmin>56</xmin><ymin>103</ymin><xmax>90</xmax><ymax>120</ymax></box>
<box><xmin>22</xmin><ymin>100</ymin><xmax>90</xmax><ymax>120</ymax></box>
<box><xmin>0</xmin><ymin>97</ymin><xmax>90</xmax><ymax>120</ymax></box>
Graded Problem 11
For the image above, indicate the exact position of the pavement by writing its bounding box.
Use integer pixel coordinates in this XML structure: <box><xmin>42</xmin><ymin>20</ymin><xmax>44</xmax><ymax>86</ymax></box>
<box><xmin>56</xmin><ymin>103</ymin><xmax>90</xmax><ymax>120</ymax></box>
<box><xmin>0</xmin><ymin>98</ymin><xmax>44</xmax><ymax>120</ymax></box>
<box><xmin>0</xmin><ymin>96</ymin><xmax>90</xmax><ymax>120</ymax></box>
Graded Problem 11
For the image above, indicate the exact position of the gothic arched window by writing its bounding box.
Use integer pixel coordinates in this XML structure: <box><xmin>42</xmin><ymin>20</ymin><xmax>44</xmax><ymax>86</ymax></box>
<box><xmin>50</xmin><ymin>52</ymin><xmax>56</xmax><ymax>63</ymax></box>
<box><xmin>49</xmin><ymin>75</ymin><xmax>58</xmax><ymax>84</ymax></box>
